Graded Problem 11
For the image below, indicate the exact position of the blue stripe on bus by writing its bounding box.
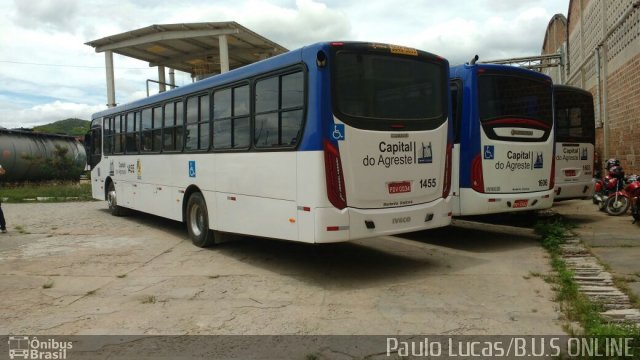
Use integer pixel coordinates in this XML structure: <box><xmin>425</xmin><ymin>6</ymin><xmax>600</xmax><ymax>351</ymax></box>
<box><xmin>450</xmin><ymin>64</ymin><xmax>482</xmax><ymax>188</ymax></box>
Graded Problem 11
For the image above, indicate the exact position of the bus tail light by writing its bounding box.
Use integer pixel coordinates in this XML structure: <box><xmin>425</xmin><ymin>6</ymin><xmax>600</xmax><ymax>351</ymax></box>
<box><xmin>324</xmin><ymin>139</ymin><xmax>347</xmax><ymax>209</ymax></box>
<box><xmin>471</xmin><ymin>154</ymin><xmax>484</xmax><ymax>193</ymax></box>
<box><xmin>549</xmin><ymin>157</ymin><xmax>556</xmax><ymax>190</ymax></box>
<box><xmin>442</xmin><ymin>143</ymin><xmax>452</xmax><ymax>198</ymax></box>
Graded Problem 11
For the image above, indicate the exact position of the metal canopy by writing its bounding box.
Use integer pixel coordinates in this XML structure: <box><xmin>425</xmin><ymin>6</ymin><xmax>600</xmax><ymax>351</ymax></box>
<box><xmin>85</xmin><ymin>22</ymin><xmax>288</xmax><ymax>76</ymax></box>
<box><xmin>85</xmin><ymin>21</ymin><xmax>288</xmax><ymax>107</ymax></box>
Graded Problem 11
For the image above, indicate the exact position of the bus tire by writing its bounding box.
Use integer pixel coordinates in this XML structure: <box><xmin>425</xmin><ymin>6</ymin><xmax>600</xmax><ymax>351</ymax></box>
<box><xmin>186</xmin><ymin>192</ymin><xmax>215</xmax><ymax>248</ymax></box>
<box><xmin>107</xmin><ymin>182</ymin><xmax>126</xmax><ymax>216</ymax></box>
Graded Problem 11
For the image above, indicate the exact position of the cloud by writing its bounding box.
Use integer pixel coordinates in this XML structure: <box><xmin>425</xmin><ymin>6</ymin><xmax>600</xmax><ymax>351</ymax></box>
<box><xmin>12</xmin><ymin>0</ymin><xmax>79</xmax><ymax>33</ymax></box>
<box><xmin>402</xmin><ymin>6</ymin><xmax>554</xmax><ymax>65</ymax></box>
<box><xmin>0</xmin><ymin>0</ymin><xmax>570</xmax><ymax>128</ymax></box>
<box><xmin>243</xmin><ymin>0</ymin><xmax>353</xmax><ymax>48</ymax></box>
<box><xmin>0</xmin><ymin>101</ymin><xmax>105</xmax><ymax>129</ymax></box>
<box><xmin>165</xmin><ymin>0</ymin><xmax>352</xmax><ymax>49</ymax></box>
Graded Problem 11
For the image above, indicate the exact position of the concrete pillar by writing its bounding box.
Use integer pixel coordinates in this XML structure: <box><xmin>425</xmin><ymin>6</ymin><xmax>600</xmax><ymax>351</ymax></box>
<box><xmin>105</xmin><ymin>50</ymin><xmax>116</xmax><ymax>108</ymax></box>
<box><xmin>219</xmin><ymin>35</ymin><xmax>230</xmax><ymax>73</ymax></box>
<box><xmin>169</xmin><ymin>68</ymin><xmax>176</xmax><ymax>89</ymax></box>
<box><xmin>158</xmin><ymin>65</ymin><xmax>166</xmax><ymax>93</ymax></box>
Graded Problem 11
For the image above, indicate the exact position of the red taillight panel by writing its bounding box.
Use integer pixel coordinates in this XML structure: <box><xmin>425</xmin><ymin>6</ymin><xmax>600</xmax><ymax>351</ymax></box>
<box><xmin>549</xmin><ymin>157</ymin><xmax>555</xmax><ymax>190</ymax></box>
<box><xmin>471</xmin><ymin>154</ymin><xmax>484</xmax><ymax>193</ymax></box>
<box><xmin>323</xmin><ymin>140</ymin><xmax>347</xmax><ymax>209</ymax></box>
<box><xmin>442</xmin><ymin>143</ymin><xmax>452</xmax><ymax>198</ymax></box>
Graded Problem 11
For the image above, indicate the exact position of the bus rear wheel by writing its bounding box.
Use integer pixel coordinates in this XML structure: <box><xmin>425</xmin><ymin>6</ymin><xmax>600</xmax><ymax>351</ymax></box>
<box><xmin>186</xmin><ymin>192</ymin><xmax>215</xmax><ymax>247</ymax></box>
<box><xmin>107</xmin><ymin>182</ymin><xmax>126</xmax><ymax>216</ymax></box>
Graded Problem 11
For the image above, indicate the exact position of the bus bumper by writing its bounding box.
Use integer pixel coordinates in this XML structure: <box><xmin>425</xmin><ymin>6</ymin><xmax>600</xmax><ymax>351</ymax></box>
<box><xmin>554</xmin><ymin>181</ymin><xmax>595</xmax><ymax>201</ymax></box>
<box><xmin>313</xmin><ymin>197</ymin><xmax>452</xmax><ymax>243</ymax></box>
<box><xmin>455</xmin><ymin>188</ymin><xmax>554</xmax><ymax>216</ymax></box>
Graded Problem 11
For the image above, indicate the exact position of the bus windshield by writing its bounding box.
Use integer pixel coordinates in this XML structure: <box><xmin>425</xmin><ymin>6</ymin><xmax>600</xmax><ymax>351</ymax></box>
<box><xmin>333</xmin><ymin>50</ymin><xmax>445</xmax><ymax>130</ymax></box>
<box><xmin>478</xmin><ymin>73</ymin><xmax>553</xmax><ymax>126</ymax></box>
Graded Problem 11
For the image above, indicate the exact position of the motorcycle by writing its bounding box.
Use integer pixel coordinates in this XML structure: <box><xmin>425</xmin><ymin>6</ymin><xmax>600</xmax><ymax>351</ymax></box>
<box><xmin>627</xmin><ymin>176</ymin><xmax>640</xmax><ymax>223</ymax></box>
<box><xmin>593</xmin><ymin>174</ymin><xmax>614</xmax><ymax>209</ymax></box>
<box><xmin>604</xmin><ymin>173</ymin><xmax>640</xmax><ymax>216</ymax></box>
<box><xmin>593</xmin><ymin>158</ymin><xmax>621</xmax><ymax>207</ymax></box>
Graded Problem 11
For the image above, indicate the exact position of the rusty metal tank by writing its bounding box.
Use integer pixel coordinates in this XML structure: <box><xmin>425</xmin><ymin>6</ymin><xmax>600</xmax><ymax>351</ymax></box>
<box><xmin>0</xmin><ymin>129</ymin><xmax>87</xmax><ymax>182</ymax></box>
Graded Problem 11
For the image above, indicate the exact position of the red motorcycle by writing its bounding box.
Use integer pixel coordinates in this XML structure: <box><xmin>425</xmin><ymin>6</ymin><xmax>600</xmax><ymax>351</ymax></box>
<box><xmin>604</xmin><ymin>172</ymin><xmax>639</xmax><ymax>216</ymax></box>
<box><xmin>628</xmin><ymin>176</ymin><xmax>640</xmax><ymax>223</ymax></box>
<box><xmin>593</xmin><ymin>158</ymin><xmax>620</xmax><ymax>208</ymax></box>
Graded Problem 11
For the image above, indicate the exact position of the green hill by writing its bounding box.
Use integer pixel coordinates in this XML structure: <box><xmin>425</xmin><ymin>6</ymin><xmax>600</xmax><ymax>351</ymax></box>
<box><xmin>33</xmin><ymin>118</ymin><xmax>90</xmax><ymax>137</ymax></box>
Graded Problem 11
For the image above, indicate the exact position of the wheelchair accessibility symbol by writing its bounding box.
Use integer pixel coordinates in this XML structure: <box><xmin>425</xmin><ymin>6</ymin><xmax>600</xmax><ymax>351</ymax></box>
<box><xmin>331</xmin><ymin>124</ymin><xmax>345</xmax><ymax>141</ymax></box>
<box><xmin>483</xmin><ymin>145</ymin><xmax>494</xmax><ymax>160</ymax></box>
<box><xmin>189</xmin><ymin>160</ymin><xmax>196</xmax><ymax>178</ymax></box>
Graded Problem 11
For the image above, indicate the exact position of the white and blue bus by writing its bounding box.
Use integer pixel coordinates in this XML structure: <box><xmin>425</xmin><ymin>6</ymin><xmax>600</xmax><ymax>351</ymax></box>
<box><xmin>552</xmin><ymin>85</ymin><xmax>595</xmax><ymax>200</ymax></box>
<box><xmin>87</xmin><ymin>42</ymin><xmax>453</xmax><ymax>247</ymax></box>
<box><xmin>449</xmin><ymin>63</ymin><xmax>555</xmax><ymax>216</ymax></box>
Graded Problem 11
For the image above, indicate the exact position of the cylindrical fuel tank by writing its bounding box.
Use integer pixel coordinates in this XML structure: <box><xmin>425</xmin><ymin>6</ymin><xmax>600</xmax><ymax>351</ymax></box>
<box><xmin>0</xmin><ymin>129</ymin><xmax>87</xmax><ymax>182</ymax></box>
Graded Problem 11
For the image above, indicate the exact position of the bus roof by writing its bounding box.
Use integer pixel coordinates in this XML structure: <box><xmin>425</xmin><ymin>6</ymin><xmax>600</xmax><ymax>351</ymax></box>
<box><xmin>450</xmin><ymin>63</ymin><xmax>552</xmax><ymax>81</ymax></box>
<box><xmin>553</xmin><ymin>84</ymin><xmax>593</xmax><ymax>97</ymax></box>
<box><xmin>93</xmin><ymin>41</ymin><xmax>448</xmax><ymax>120</ymax></box>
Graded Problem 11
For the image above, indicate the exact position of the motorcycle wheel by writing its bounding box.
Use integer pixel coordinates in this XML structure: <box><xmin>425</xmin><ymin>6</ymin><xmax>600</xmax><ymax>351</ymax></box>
<box><xmin>605</xmin><ymin>196</ymin><xmax>630</xmax><ymax>216</ymax></box>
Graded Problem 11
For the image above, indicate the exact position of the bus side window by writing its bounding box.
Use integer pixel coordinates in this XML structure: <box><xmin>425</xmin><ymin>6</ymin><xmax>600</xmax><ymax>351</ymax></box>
<box><xmin>103</xmin><ymin>117</ymin><xmax>112</xmax><ymax>155</ymax></box>
<box><xmin>125</xmin><ymin>112</ymin><xmax>138</xmax><ymax>154</ymax></box>
<box><xmin>213</xmin><ymin>85</ymin><xmax>250</xmax><ymax>150</ymax></box>
<box><xmin>254</xmin><ymin>70</ymin><xmax>304</xmax><ymax>148</ymax></box>
<box><xmin>163</xmin><ymin>102</ymin><xmax>176</xmax><ymax>151</ymax></box>
<box><xmin>141</xmin><ymin>108</ymin><xmax>152</xmax><ymax>152</ymax></box>
<box><xmin>233</xmin><ymin>85</ymin><xmax>250</xmax><ymax>148</ymax></box>
<box><xmin>185</xmin><ymin>96</ymin><xmax>199</xmax><ymax>151</ymax></box>
<box><xmin>114</xmin><ymin>115</ymin><xmax>123</xmax><ymax>154</ymax></box>
<box><xmin>152</xmin><ymin>106</ymin><xmax>162</xmax><ymax>152</ymax></box>
<box><xmin>213</xmin><ymin>89</ymin><xmax>232</xmax><ymax>149</ymax></box>
<box><xmin>450</xmin><ymin>79</ymin><xmax>462</xmax><ymax>144</ymax></box>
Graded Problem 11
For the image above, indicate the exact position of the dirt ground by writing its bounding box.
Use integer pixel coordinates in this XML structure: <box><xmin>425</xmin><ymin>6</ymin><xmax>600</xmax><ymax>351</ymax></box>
<box><xmin>0</xmin><ymin>202</ymin><xmax>565</xmax><ymax>335</ymax></box>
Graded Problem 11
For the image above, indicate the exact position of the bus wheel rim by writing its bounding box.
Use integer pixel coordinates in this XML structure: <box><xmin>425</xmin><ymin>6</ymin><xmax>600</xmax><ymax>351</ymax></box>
<box><xmin>190</xmin><ymin>203</ymin><xmax>203</xmax><ymax>237</ymax></box>
<box><xmin>108</xmin><ymin>190</ymin><xmax>116</xmax><ymax>208</ymax></box>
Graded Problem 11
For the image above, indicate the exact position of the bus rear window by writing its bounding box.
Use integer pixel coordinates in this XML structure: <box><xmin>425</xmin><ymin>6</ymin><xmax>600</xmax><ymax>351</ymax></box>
<box><xmin>333</xmin><ymin>51</ymin><xmax>445</xmax><ymax>131</ymax></box>
<box><xmin>478</xmin><ymin>74</ymin><xmax>552</xmax><ymax>126</ymax></box>
<box><xmin>555</xmin><ymin>90</ymin><xmax>595</xmax><ymax>143</ymax></box>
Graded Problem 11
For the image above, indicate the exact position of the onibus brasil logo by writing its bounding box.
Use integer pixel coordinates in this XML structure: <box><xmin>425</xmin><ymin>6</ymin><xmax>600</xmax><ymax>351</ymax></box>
<box><xmin>8</xmin><ymin>336</ymin><xmax>72</xmax><ymax>359</ymax></box>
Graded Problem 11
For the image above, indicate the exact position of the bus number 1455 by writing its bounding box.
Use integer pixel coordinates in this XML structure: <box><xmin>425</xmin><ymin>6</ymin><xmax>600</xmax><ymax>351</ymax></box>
<box><xmin>420</xmin><ymin>178</ymin><xmax>437</xmax><ymax>188</ymax></box>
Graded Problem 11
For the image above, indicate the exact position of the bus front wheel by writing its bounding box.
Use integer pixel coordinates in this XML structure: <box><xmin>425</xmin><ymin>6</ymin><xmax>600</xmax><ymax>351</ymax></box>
<box><xmin>107</xmin><ymin>182</ymin><xmax>126</xmax><ymax>216</ymax></box>
<box><xmin>186</xmin><ymin>192</ymin><xmax>215</xmax><ymax>247</ymax></box>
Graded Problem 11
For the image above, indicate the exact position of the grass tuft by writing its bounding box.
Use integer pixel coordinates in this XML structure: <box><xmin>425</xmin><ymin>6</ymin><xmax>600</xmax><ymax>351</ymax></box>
<box><xmin>1</xmin><ymin>182</ymin><xmax>92</xmax><ymax>203</ymax></box>
<box><xmin>14</xmin><ymin>225</ymin><xmax>28</xmax><ymax>234</ymax></box>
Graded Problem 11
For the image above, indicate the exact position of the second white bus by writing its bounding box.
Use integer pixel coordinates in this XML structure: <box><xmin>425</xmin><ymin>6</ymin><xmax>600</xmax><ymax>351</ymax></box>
<box><xmin>449</xmin><ymin>63</ymin><xmax>555</xmax><ymax>216</ymax></box>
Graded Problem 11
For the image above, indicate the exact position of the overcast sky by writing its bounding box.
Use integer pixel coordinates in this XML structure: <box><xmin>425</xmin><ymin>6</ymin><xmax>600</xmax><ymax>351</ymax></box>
<box><xmin>0</xmin><ymin>0</ymin><xmax>569</xmax><ymax>129</ymax></box>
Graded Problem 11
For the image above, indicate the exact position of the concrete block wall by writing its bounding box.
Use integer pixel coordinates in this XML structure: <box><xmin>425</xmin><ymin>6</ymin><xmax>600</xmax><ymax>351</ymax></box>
<box><xmin>561</xmin><ymin>0</ymin><xmax>640</xmax><ymax>174</ymax></box>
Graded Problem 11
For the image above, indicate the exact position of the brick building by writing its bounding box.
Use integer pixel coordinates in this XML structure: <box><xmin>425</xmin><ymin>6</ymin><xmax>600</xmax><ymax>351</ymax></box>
<box><xmin>541</xmin><ymin>0</ymin><xmax>640</xmax><ymax>173</ymax></box>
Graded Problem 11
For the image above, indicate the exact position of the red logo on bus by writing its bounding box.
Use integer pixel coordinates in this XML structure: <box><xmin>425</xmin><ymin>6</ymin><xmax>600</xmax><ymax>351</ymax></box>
<box><xmin>388</xmin><ymin>181</ymin><xmax>411</xmax><ymax>194</ymax></box>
